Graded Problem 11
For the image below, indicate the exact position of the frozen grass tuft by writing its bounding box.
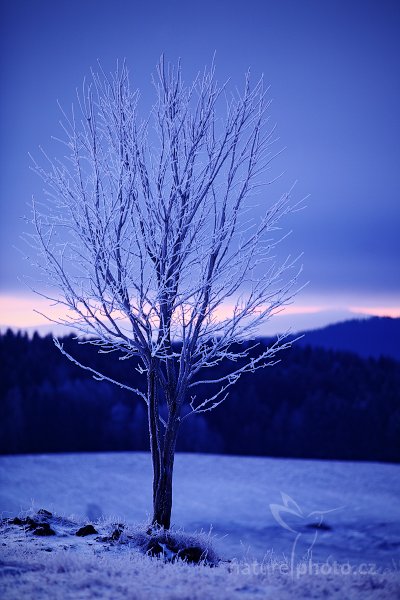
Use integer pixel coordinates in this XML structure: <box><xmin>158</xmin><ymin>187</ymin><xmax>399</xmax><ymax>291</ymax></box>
<box><xmin>134</xmin><ymin>524</ymin><xmax>220</xmax><ymax>565</ymax></box>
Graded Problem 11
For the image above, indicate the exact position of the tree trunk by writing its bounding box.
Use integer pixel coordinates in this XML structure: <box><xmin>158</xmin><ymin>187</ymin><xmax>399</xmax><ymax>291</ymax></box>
<box><xmin>152</xmin><ymin>410</ymin><xmax>179</xmax><ymax>529</ymax></box>
<box><xmin>147</xmin><ymin>367</ymin><xmax>161</xmax><ymax>506</ymax></box>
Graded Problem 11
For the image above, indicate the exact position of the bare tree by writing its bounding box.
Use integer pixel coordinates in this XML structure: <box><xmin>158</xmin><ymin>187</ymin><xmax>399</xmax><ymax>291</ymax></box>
<box><xmin>28</xmin><ymin>58</ymin><xmax>302</xmax><ymax>529</ymax></box>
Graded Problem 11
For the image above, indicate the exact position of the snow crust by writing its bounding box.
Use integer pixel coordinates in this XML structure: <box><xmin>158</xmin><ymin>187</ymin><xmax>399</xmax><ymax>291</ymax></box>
<box><xmin>1</xmin><ymin>452</ymin><xmax>399</xmax><ymax>599</ymax></box>
<box><xmin>1</xmin><ymin>452</ymin><xmax>399</xmax><ymax>566</ymax></box>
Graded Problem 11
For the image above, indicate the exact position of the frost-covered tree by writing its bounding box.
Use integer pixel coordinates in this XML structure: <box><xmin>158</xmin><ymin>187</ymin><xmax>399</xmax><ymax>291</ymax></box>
<box><xmin>28</xmin><ymin>58</ymin><xmax>302</xmax><ymax>529</ymax></box>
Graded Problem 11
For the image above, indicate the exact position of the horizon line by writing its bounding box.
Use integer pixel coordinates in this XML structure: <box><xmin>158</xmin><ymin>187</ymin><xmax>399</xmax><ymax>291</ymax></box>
<box><xmin>0</xmin><ymin>293</ymin><xmax>399</xmax><ymax>331</ymax></box>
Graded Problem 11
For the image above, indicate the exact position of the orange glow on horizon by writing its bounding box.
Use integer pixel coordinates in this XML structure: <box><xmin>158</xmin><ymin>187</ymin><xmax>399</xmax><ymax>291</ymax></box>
<box><xmin>0</xmin><ymin>295</ymin><xmax>68</xmax><ymax>328</ymax></box>
<box><xmin>0</xmin><ymin>294</ymin><xmax>399</xmax><ymax>330</ymax></box>
<box><xmin>350</xmin><ymin>306</ymin><xmax>400</xmax><ymax>318</ymax></box>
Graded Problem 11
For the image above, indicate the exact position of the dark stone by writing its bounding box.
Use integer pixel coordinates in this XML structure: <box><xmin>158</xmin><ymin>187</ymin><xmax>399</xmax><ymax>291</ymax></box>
<box><xmin>37</xmin><ymin>509</ymin><xmax>53</xmax><ymax>518</ymax></box>
<box><xmin>111</xmin><ymin>524</ymin><xmax>124</xmax><ymax>541</ymax></box>
<box><xmin>95</xmin><ymin>524</ymin><xmax>125</xmax><ymax>543</ymax></box>
<box><xmin>76</xmin><ymin>524</ymin><xmax>98</xmax><ymax>537</ymax></box>
<box><xmin>146</xmin><ymin>540</ymin><xmax>165</xmax><ymax>557</ymax></box>
<box><xmin>34</xmin><ymin>524</ymin><xmax>55</xmax><ymax>536</ymax></box>
<box><xmin>8</xmin><ymin>516</ymin><xmax>55</xmax><ymax>533</ymax></box>
<box><xmin>306</xmin><ymin>522</ymin><xmax>332</xmax><ymax>531</ymax></box>
<box><xmin>177</xmin><ymin>546</ymin><xmax>206</xmax><ymax>564</ymax></box>
<box><xmin>145</xmin><ymin>535</ymin><xmax>210</xmax><ymax>564</ymax></box>
<box><xmin>8</xmin><ymin>517</ymin><xmax>24</xmax><ymax>526</ymax></box>
<box><xmin>25</xmin><ymin>517</ymin><xmax>40</xmax><ymax>531</ymax></box>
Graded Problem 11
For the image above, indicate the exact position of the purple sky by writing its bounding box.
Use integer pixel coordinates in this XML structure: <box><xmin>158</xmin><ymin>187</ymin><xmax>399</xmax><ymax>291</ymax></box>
<box><xmin>0</xmin><ymin>0</ymin><xmax>399</xmax><ymax>329</ymax></box>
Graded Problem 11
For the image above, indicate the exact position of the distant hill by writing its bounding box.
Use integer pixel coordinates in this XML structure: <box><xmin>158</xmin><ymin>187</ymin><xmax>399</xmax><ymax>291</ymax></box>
<box><xmin>295</xmin><ymin>316</ymin><xmax>400</xmax><ymax>360</ymax></box>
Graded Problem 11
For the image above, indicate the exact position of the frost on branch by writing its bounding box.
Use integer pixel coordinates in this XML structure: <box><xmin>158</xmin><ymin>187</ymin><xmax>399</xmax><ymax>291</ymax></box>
<box><xmin>26</xmin><ymin>57</ymin><xmax>303</xmax><ymax>528</ymax></box>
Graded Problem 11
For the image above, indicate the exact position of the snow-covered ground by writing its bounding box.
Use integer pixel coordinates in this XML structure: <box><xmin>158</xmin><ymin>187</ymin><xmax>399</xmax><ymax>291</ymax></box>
<box><xmin>1</xmin><ymin>452</ymin><xmax>399</xmax><ymax>566</ymax></box>
<box><xmin>1</xmin><ymin>452</ymin><xmax>399</xmax><ymax>598</ymax></box>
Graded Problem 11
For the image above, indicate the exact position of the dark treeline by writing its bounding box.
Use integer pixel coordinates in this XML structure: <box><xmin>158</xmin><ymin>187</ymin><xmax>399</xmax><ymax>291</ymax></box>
<box><xmin>1</xmin><ymin>329</ymin><xmax>399</xmax><ymax>462</ymax></box>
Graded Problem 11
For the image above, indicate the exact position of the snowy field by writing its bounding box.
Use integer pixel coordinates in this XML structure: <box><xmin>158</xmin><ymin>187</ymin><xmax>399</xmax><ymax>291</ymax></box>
<box><xmin>1</xmin><ymin>452</ymin><xmax>399</xmax><ymax>598</ymax></box>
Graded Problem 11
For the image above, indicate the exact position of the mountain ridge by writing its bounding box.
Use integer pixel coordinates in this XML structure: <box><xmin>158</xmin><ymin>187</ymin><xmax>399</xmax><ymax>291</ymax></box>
<box><xmin>291</xmin><ymin>316</ymin><xmax>399</xmax><ymax>360</ymax></box>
